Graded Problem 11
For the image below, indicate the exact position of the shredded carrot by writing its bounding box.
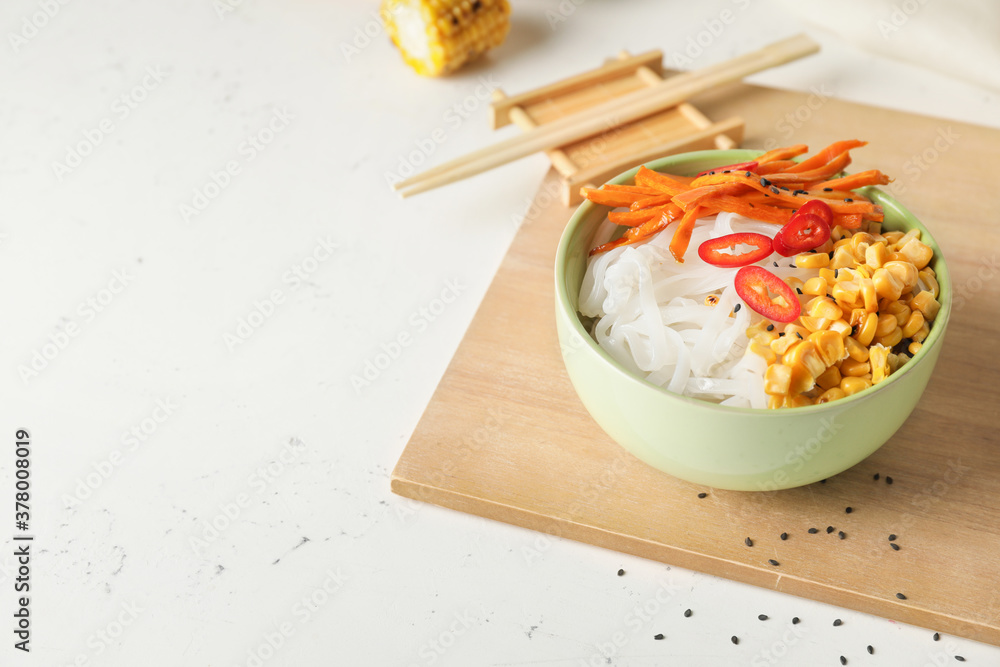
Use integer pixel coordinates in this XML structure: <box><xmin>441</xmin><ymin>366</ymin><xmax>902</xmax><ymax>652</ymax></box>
<box><xmin>700</xmin><ymin>197</ymin><xmax>794</xmax><ymax>225</ymax></box>
<box><xmin>756</xmin><ymin>144</ymin><xmax>808</xmax><ymax>164</ymax></box>
<box><xmin>811</xmin><ymin>170</ymin><xmax>891</xmax><ymax>191</ymax></box>
<box><xmin>635</xmin><ymin>166</ymin><xmax>692</xmax><ymax>196</ymax></box>
<box><xmin>630</xmin><ymin>193</ymin><xmax>675</xmax><ymax>211</ymax></box>
<box><xmin>608</xmin><ymin>203</ymin><xmax>681</xmax><ymax>226</ymax></box>
<box><xmin>783</xmin><ymin>140</ymin><xmax>866</xmax><ymax>174</ymax></box>
<box><xmin>761</xmin><ymin>151</ymin><xmax>853</xmax><ymax>185</ymax></box>
<box><xmin>668</xmin><ymin>205</ymin><xmax>706</xmax><ymax>263</ymax></box>
<box><xmin>581</xmin><ymin>187</ymin><xmax>659</xmax><ymax>208</ymax></box>
<box><xmin>590</xmin><ymin>209</ymin><xmax>678</xmax><ymax>255</ymax></box>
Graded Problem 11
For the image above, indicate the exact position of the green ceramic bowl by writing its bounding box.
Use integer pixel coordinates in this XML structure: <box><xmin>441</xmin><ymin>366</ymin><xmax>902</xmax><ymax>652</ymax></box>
<box><xmin>555</xmin><ymin>150</ymin><xmax>951</xmax><ymax>491</ymax></box>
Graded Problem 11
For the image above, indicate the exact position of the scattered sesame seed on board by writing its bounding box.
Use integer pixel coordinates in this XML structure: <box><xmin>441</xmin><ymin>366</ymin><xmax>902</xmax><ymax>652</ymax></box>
<box><xmin>654</xmin><ymin>633</ymin><xmax>664</xmax><ymax>640</ymax></box>
<box><xmin>745</xmin><ymin>537</ymin><xmax>753</xmax><ymax>547</ymax></box>
<box><xmin>955</xmin><ymin>655</ymin><xmax>966</xmax><ymax>661</ymax></box>
<box><xmin>839</xmin><ymin>531</ymin><xmax>847</xmax><ymax>540</ymax></box>
<box><xmin>827</xmin><ymin>526</ymin><xmax>835</xmax><ymax>533</ymax></box>
<box><xmin>833</xmin><ymin>619</ymin><xmax>843</xmax><ymax>626</ymax></box>
<box><xmin>886</xmin><ymin>476</ymin><xmax>894</xmax><ymax>484</ymax></box>
<box><xmin>889</xmin><ymin>534</ymin><xmax>897</xmax><ymax>541</ymax></box>
<box><xmin>758</xmin><ymin>614</ymin><xmax>769</xmax><ymax>621</ymax></box>
<box><xmin>874</xmin><ymin>472</ymin><xmax>880</xmax><ymax>480</ymax></box>
<box><xmin>731</xmin><ymin>635</ymin><xmax>739</xmax><ymax>645</ymax></box>
<box><xmin>840</xmin><ymin>656</ymin><xmax>848</xmax><ymax>665</ymax></box>
<box><xmin>891</xmin><ymin>543</ymin><xmax>901</xmax><ymax>551</ymax></box>
<box><xmin>792</xmin><ymin>617</ymin><xmax>800</xmax><ymax>625</ymax></box>
<box><xmin>896</xmin><ymin>592</ymin><xmax>907</xmax><ymax>600</ymax></box>
<box><xmin>617</xmin><ymin>568</ymin><xmax>625</xmax><ymax>576</ymax></box>
<box><xmin>768</xmin><ymin>559</ymin><xmax>779</xmax><ymax>566</ymax></box>
<box><xmin>780</xmin><ymin>532</ymin><xmax>788</xmax><ymax>540</ymax></box>
<box><xmin>867</xmin><ymin>645</ymin><xmax>874</xmax><ymax>654</ymax></box>
<box><xmin>808</xmin><ymin>528</ymin><xmax>819</xmax><ymax>534</ymax></box>
<box><xmin>684</xmin><ymin>609</ymin><xmax>692</xmax><ymax>618</ymax></box>
<box><xmin>933</xmin><ymin>632</ymin><xmax>941</xmax><ymax>641</ymax></box>
<box><xmin>698</xmin><ymin>492</ymin><xmax>708</xmax><ymax>498</ymax></box>
<box><xmin>845</xmin><ymin>507</ymin><xmax>853</xmax><ymax>514</ymax></box>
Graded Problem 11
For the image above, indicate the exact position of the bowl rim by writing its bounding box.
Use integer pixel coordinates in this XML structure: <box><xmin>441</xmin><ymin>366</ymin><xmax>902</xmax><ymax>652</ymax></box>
<box><xmin>554</xmin><ymin>148</ymin><xmax>952</xmax><ymax>416</ymax></box>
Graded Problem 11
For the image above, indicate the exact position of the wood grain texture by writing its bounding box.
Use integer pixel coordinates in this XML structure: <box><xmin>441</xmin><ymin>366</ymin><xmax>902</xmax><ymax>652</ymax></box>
<box><xmin>392</xmin><ymin>79</ymin><xmax>1000</xmax><ymax>645</ymax></box>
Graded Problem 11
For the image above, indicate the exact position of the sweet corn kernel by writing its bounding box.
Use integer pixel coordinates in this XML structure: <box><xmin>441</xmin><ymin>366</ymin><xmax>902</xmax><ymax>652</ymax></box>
<box><xmin>750</xmin><ymin>341</ymin><xmax>777</xmax><ymax>365</ymax></box>
<box><xmin>860</xmin><ymin>278</ymin><xmax>878</xmax><ymax>313</ymax></box>
<box><xmin>802</xmin><ymin>276</ymin><xmax>828</xmax><ymax>296</ymax></box>
<box><xmin>840</xmin><ymin>376</ymin><xmax>872</xmax><ymax>396</ymax></box>
<box><xmin>848</xmin><ymin>308</ymin><xmax>867</xmax><ymax>328</ymax></box>
<box><xmin>884</xmin><ymin>261</ymin><xmax>919</xmax><ymax>294</ymax></box>
<box><xmin>855</xmin><ymin>311</ymin><xmax>878</xmax><ymax>346</ymax></box>
<box><xmin>872</xmin><ymin>268</ymin><xmax>904</xmax><ymax>301</ymax></box>
<box><xmin>770</xmin><ymin>333</ymin><xmax>799</xmax><ymax>355</ymax></box>
<box><xmin>799</xmin><ymin>316</ymin><xmax>830</xmax><ymax>332</ymax></box>
<box><xmin>875</xmin><ymin>313</ymin><xmax>899</xmax><ymax>338</ymax></box>
<box><xmin>783</xmin><ymin>393</ymin><xmax>814</xmax><ymax>408</ymax></box>
<box><xmin>882</xmin><ymin>230</ymin><xmax>904</xmax><ymax>245</ymax></box>
<box><xmin>810</xmin><ymin>330</ymin><xmax>847</xmax><ymax>367</ymax></box>
<box><xmin>829</xmin><ymin>246</ymin><xmax>856</xmax><ymax>270</ymax></box>
<box><xmin>807</xmin><ymin>296</ymin><xmax>843</xmax><ymax>320</ymax></box>
<box><xmin>908</xmin><ymin>341</ymin><xmax>923</xmax><ymax>355</ymax></box>
<box><xmin>784</xmin><ymin>340</ymin><xmax>828</xmax><ymax>378</ymax></box>
<box><xmin>840</xmin><ymin>357</ymin><xmax>871</xmax><ymax>377</ymax></box>
<box><xmin>818</xmin><ymin>268</ymin><xmax>837</xmax><ymax>284</ymax></box>
<box><xmin>886</xmin><ymin>301</ymin><xmax>911</xmax><ymax>326</ymax></box>
<box><xmin>853</xmin><ymin>265</ymin><xmax>872</xmax><ymax>280</ymax></box>
<box><xmin>888</xmin><ymin>251</ymin><xmax>908</xmax><ymax>263</ymax></box>
<box><xmin>816</xmin><ymin>387</ymin><xmax>847</xmax><ymax>403</ymax></box>
<box><xmin>795</xmin><ymin>252</ymin><xmax>830</xmax><ymax>269</ymax></box>
<box><xmin>785</xmin><ymin>276</ymin><xmax>805</xmax><ymax>293</ymax></box>
<box><xmin>865</xmin><ymin>241</ymin><xmax>890</xmax><ymax>269</ymax></box>
<box><xmin>870</xmin><ymin>344</ymin><xmax>890</xmax><ymax>384</ymax></box>
<box><xmin>900</xmin><ymin>239</ymin><xmax>933</xmax><ymax>269</ymax></box>
<box><xmin>815</xmin><ymin>365</ymin><xmax>842</xmax><ymax>390</ymax></box>
<box><xmin>764</xmin><ymin>363</ymin><xmax>792</xmax><ymax>396</ymax></box>
<box><xmin>829</xmin><ymin>319</ymin><xmax>852</xmax><ymax>338</ymax></box>
<box><xmin>830</xmin><ymin>281</ymin><xmax>860</xmax><ymax>306</ymax></box>
<box><xmin>867</xmin><ymin>221</ymin><xmax>882</xmax><ymax>236</ymax></box>
<box><xmin>784</xmin><ymin>324</ymin><xmax>811</xmax><ymax>340</ymax></box>
<box><xmin>909</xmin><ymin>290</ymin><xmax>941</xmax><ymax>321</ymax></box>
<box><xmin>844</xmin><ymin>336</ymin><xmax>869</xmax><ymax>362</ymax></box>
<box><xmin>893</xmin><ymin>228</ymin><xmax>921</xmax><ymax>250</ymax></box>
<box><xmin>831</xmin><ymin>225</ymin><xmax>852</xmax><ymax>241</ymax></box>
<box><xmin>901</xmin><ymin>310</ymin><xmax>924</xmax><ymax>338</ymax></box>
<box><xmin>912</xmin><ymin>321</ymin><xmax>931</xmax><ymax>343</ymax></box>
<box><xmin>788</xmin><ymin>362</ymin><xmax>816</xmax><ymax>395</ymax></box>
<box><xmin>876</xmin><ymin>326</ymin><xmax>903</xmax><ymax>348</ymax></box>
<box><xmin>918</xmin><ymin>270</ymin><xmax>940</xmax><ymax>299</ymax></box>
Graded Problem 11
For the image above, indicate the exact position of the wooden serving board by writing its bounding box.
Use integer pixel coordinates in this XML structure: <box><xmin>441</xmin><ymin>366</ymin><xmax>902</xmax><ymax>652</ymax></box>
<box><xmin>391</xmin><ymin>80</ymin><xmax>1000</xmax><ymax>644</ymax></box>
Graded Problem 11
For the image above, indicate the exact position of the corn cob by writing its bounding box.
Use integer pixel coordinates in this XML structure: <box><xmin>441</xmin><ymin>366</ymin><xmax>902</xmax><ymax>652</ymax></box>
<box><xmin>381</xmin><ymin>0</ymin><xmax>510</xmax><ymax>77</ymax></box>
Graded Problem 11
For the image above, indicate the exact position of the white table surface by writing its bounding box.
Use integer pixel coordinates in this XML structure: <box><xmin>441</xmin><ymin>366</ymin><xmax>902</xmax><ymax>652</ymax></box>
<box><xmin>3</xmin><ymin>1</ymin><xmax>999</xmax><ymax>665</ymax></box>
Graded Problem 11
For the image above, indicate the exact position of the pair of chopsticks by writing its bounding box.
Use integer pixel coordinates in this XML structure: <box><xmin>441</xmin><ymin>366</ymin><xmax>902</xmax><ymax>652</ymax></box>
<box><xmin>392</xmin><ymin>34</ymin><xmax>820</xmax><ymax>198</ymax></box>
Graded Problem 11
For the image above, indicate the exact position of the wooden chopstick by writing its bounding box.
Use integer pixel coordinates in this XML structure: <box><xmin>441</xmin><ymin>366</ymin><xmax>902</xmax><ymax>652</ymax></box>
<box><xmin>394</xmin><ymin>34</ymin><xmax>819</xmax><ymax>198</ymax></box>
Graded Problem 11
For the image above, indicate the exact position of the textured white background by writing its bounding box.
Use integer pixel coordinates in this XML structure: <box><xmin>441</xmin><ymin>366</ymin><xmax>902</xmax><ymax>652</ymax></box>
<box><xmin>1</xmin><ymin>1</ymin><xmax>998</xmax><ymax>666</ymax></box>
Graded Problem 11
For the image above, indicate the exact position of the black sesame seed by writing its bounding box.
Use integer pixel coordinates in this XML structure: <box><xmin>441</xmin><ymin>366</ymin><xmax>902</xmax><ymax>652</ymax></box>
<box><xmin>698</xmin><ymin>492</ymin><xmax>707</xmax><ymax>498</ymax></box>
<box><xmin>654</xmin><ymin>633</ymin><xmax>664</xmax><ymax>640</ymax></box>
<box><xmin>768</xmin><ymin>559</ymin><xmax>779</xmax><ymax>566</ymax></box>
<box><xmin>766</xmin><ymin>324</ymin><xmax>774</xmax><ymax>331</ymax></box>
<box><xmin>780</xmin><ymin>532</ymin><xmax>788</xmax><ymax>540</ymax></box>
<box><xmin>840</xmin><ymin>656</ymin><xmax>847</xmax><ymax>665</ymax></box>
<box><xmin>833</xmin><ymin>619</ymin><xmax>843</xmax><ymax>626</ymax></box>
<box><xmin>933</xmin><ymin>632</ymin><xmax>941</xmax><ymax>641</ymax></box>
<box><xmin>845</xmin><ymin>198</ymin><xmax>853</xmax><ymax>202</ymax></box>
<box><xmin>896</xmin><ymin>592</ymin><xmax>907</xmax><ymax>600</ymax></box>
<box><xmin>808</xmin><ymin>528</ymin><xmax>819</xmax><ymax>534</ymax></box>
<box><xmin>888</xmin><ymin>534</ymin><xmax>897</xmax><ymax>541</ymax></box>
<box><xmin>773</xmin><ymin>261</ymin><xmax>779</xmax><ymax>267</ymax></box>
<box><xmin>874</xmin><ymin>473</ymin><xmax>880</xmax><ymax>480</ymax></box>
<box><xmin>760</xmin><ymin>177</ymin><xmax>771</xmax><ymax>187</ymax></box>
<box><xmin>745</xmin><ymin>537</ymin><xmax>753</xmax><ymax>547</ymax></box>
<box><xmin>796</xmin><ymin>332</ymin><xmax>803</xmax><ymax>339</ymax></box>
<box><xmin>838</xmin><ymin>531</ymin><xmax>846</xmax><ymax>540</ymax></box>
<box><xmin>734</xmin><ymin>304</ymin><xmax>742</xmax><ymax>313</ymax></box>
<box><xmin>828</xmin><ymin>251</ymin><xmax>835</xmax><ymax>259</ymax></box>
<box><xmin>886</xmin><ymin>476</ymin><xmax>894</xmax><ymax>484</ymax></box>
<box><xmin>745</xmin><ymin>171</ymin><xmax>752</xmax><ymax>177</ymax></box>
<box><xmin>827</xmin><ymin>526</ymin><xmax>835</xmax><ymax>534</ymax></box>
<box><xmin>770</xmin><ymin>186</ymin><xmax>780</xmax><ymax>194</ymax></box>
<box><xmin>731</xmin><ymin>635</ymin><xmax>739</xmax><ymax>645</ymax></box>
<box><xmin>618</xmin><ymin>568</ymin><xmax>625</xmax><ymax>576</ymax></box>
<box><xmin>779</xmin><ymin>331</ymin><xmax>786</xmax><ymax>337</ymax></box>
<box><xmin>723</xmin><ymin>170</ymin><xmax>731</xmax><ymax>174</ymax></box>
<box><xmin>823</xmin><ymin>187</ymin><xmax>833</xmax><ymax>192</ymax></box>
<box><xmin>758</xmin><ymin>614</ymin><xmax>769</xmax><ymax>621</ymax></box>
<box><xmin>780</xmin><ymin>186</ymin><xmax>789</xmax><ymax>191</ymax></box>
<box><xmin>796</xmin><ymin>287</ymin><xmax>803</xmax><ymax>294</ymax></box>
<box><xmin>792</xmin><ymin>617</ymin><xmax>800</xmax><ymax>624</ymax></box>
<box><xmin>868</xmin><ymin>645</ymin><xmax>874</xmax><ymax>655</ymax></box>
<box><xmin>845</xmin><ymin>507</ymin><xmax>853</xmax><ymax>514</ymax></box>
<box><xmin>684</xmin><ymin>609</ymin><xmax>692</xmax><ymax>618</ymax></box>
<box><xmin>891</xmin><ymin>543</ymin><xmax>901</xmax><ymax>551</ymax></box>
<box><xmin>956</xmin><ymin>656</ymin><xmax>966</xmax><ymax>662</ymax></box>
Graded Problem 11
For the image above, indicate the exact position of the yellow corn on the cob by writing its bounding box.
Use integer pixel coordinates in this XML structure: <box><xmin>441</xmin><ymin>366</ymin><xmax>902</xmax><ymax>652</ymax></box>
<box><xmin>382</xmin><ymin>0</ymin><xmax>511</xmax><ymax>77</ymax></box>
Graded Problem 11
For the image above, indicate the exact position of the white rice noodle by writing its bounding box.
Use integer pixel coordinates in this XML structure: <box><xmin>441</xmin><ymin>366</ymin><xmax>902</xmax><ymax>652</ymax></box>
<box><xmin>580</xmin><ymin>211</ymin><xmax>813</xmax><ymax>408</ymax></box>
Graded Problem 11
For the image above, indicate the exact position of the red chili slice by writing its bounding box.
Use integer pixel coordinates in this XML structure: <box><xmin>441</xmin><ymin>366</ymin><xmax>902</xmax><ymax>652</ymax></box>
<box><xmin>695</xmin><ymin>161</ymin><xmax>759</xmax><ymax>178</ymax></box>
<box><xmin>734</xmin><ymin>265</ymin><xmax>801</xmax><ymax>323</ymax></box>
<box><xmin>697</xmin><ymin>233</ymin><xmax>773</xmax><ymax>267</ymax></box>
<box><xmin>797</xmin><ymin>198</ymin><xmax>834</xmax><ymax>227</ymax></box>
<box><xmin>773</xmin><ymin>213</ymin><xmax>831</xmax><ymax>257</ymax></box>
